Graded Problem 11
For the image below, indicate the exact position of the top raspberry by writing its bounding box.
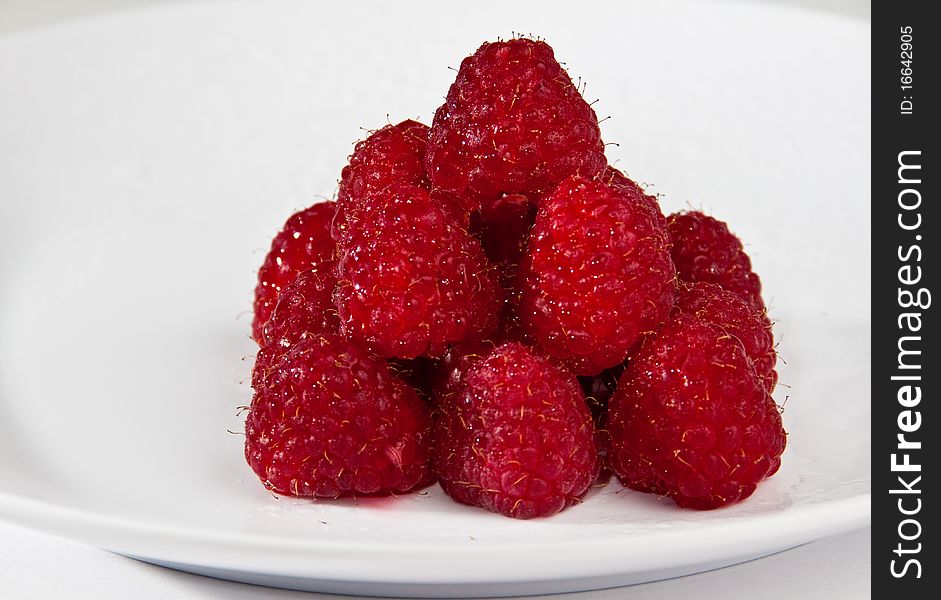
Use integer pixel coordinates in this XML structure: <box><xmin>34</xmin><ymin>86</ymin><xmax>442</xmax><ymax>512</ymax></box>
<box><xmin>425</xmin><ymin>38</ymin><xmax>606</xmax><ymax>212</ymax></box>
<box><xmin>667</xmin><ymin>210</ymin><xmax>765</xmax><ymax>310</ymax></box>
<box><xmin>333</xmin><ymin>120</ymin><xmax>430</xmax><ymax>241</ymax></box>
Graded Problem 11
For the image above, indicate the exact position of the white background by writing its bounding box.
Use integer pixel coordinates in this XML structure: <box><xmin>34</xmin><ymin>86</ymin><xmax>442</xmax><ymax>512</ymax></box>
<box><xmin>0</xmin><ymin>1</ymin><xmax>871</xmax><ymax>598</ymax></box>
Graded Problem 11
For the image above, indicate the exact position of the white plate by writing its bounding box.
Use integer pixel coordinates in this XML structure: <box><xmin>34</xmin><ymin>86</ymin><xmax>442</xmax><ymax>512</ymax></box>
<box><xmin>0</xmin><ymin>1</ymin><xmax>870</xmax><ymax>596</ymax></box>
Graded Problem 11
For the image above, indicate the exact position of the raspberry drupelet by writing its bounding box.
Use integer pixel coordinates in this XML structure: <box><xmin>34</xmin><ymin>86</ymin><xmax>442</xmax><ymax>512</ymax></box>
<box><xmin>602</xmin><ymin>166</ymin><xmax>664</xmax><ymax>219</ymax></box>
<box><xmin>260</xmin><ymin>265</ymin><xmax>339</xmax><ymax>348</ymax></box>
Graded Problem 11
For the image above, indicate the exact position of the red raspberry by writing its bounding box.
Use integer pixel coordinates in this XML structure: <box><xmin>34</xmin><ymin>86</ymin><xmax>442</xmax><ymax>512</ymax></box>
<box><xmin>252</xmin><ymin>202</ymin><xmax>337</xmax><ymax>343</ymax></box>
<box><xmin>606</xmin><ymin>313</ymin><xmax>786</xmax><ymax>509</ymax></box>
<box><xmin>602</xmin><ymin>166</ymin><xmax>663</xmax><ymax>218</ymax></box>
<box><xmin>433</xmin><ymin>342</ymin><xmax>599</xmax><ymax>519</ymax></box>
<box><xmin>518</xmin><ymin>176</ymin><xmax>676</xmax><ymax>375</ymax></box>
<box><xmin>333</xmin><ymin>120</ymin><xmax>430</xmax><ymax>241</ymax></box>
<box><xmin>675</xmin><ymin>281</ymin><xmax>777</xmax><ymax>392</ymax></box>
<box><xmin>667</xmin><ymin>211</ymin><xmax>765</xmax><ymax>310</ymax></box>
<box><xmin>252</xmin><ymin>265</ymin><xmax>339</xmax><ymax>391</ymax></box>
<box><xmin>425</xmin><ymin>38</ymin><xmax>606</xmax><ymax>213</ymax></box>
<box><xmin>245</xmin><ymin>333</ymin><xmax>434</xmax><ymax>498</ymax></box>
<box><xmin>334</xmin><ymin>184</ymin><xmax>501</xmax><ymax>359</ymax></box>
<box><xmin>259</xmin><ymin>265</ymin><xmax>339</xmax><ymax>348</ymax></box>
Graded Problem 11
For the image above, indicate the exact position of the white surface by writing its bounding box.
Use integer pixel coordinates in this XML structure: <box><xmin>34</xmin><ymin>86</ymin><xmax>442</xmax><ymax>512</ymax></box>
<box><xmin>0</xmin><ymin>0</ymin><xmax>872</xmax><ymax>34</ymax></box>
<box><xmin>0</xmin><ymin>0</ymin><xmax>870</xmax><ymax>597</ymax></box>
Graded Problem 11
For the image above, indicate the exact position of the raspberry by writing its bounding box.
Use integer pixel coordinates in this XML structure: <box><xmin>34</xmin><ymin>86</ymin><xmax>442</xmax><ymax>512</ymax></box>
<box><xmin>674</xmin><ymin>281</ymin><xmax>777</xmax><ymax>392</ymax></box>
<box><xmin>518</xmin><ymin>176</ymin><xmax>676</xmax><ymax>375</ymax></box>
<box><xmin>606</xmin><ymin>313</ymin><xmax>786</xmax><ymax>509</ymax></box>
<box><xmin>259</xmin><ymin>265</ymin><xmax>339</xmax><ymax>348</ymax></box>
<box><xmin>252</xmin><ymin>265</ymin><xmax>339</xmax><ymax>390</ymax></box>
<box><xmin>245</xmin><ymin>333</ymin><xmax>434</xmax><ymax>498</ymax></box>
<box><xmin>602</xmin><ymin>166</ymin><xmax>663</xmax><ymax>218</ymax></box>
<box><xmin>252</xmin><ymin>202</ymin><xmax>337</xmax><ymax>343</ymax></box>
<box><xmin>433</xmin><ymin>342</ymin><xmax>599</xmax><ymax>519</ymax></box>
<box><xmin>667</xmin><ymin>211</ymin><xmax>765</xmax><ymax>310</ymax></box>
<box><xmin>334</xmin><ymin>184</ymin><xmax>501</xmax><ymax>359</ymax></box>
<box><xmin>333</xmin><ymin>120</ymin><xmax>430</xmax><ymax>241</ymax></box>
<box><xmin>425</xmin><ymin>38</ymin><xmax>606</xmax><ymax>213</ymax></box>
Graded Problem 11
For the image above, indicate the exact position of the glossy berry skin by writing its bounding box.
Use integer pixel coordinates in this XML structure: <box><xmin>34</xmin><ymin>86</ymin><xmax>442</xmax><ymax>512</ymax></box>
<box><xmin>674</xmin><ymin>281</ymin><xmax>777</xmax><ymax>393</ymax></box>
<box><xmin>334</xmin><ymin>184</ymin><xmax>501</xmax><ymax>359</ymax></box>
<box><xmin>425</xmin><ymin>38</ymin><xmax>606</xmax><ymax>213</ymax></box>
<box><xmin>433</xmin><ymin>342</ymin><xmax>599</xmax><ymax>519</ymax></box>
<box><xmin>253</xmin><ymin>202</ymin><xmax>337</xmax><ymax>343</ymax></box>
<box><xmin>333</xmin><ymin>120</ymin><xmax>430</xmax><ymax>241</ymax></box>
<box><xmin>518</xmin><ymin>176</ymin><xmax>676</xmax><ymax>375</ymax></box>
<box><xmin>245</xmin><ymin>333</ymin><xmax>434</xmax><ymax>498</ymax></box>
<box><xmin>667</xmin><ymin>211</ymin><xmax>764</xmax><ymax>310</ymax></box>
<box><xmin>606</xmin><ymin>314</ymin><xmax>786</xmax><ymax>509</ymax></box>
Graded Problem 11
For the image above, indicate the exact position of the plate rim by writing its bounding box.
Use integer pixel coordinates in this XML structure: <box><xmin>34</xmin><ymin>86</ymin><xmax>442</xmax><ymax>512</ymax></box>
<box><xmin>0</xmin><ymin>0</ymin><xmax>871</xmax><ymax>590</ymax></box>
<box><xmin>0</xmin><ymin>488</ymin><xmax>870</xmax><ymax>582</ymax></box>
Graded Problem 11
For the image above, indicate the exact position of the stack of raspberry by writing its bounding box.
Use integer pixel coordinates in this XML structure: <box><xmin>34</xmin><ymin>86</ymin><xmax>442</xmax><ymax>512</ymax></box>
<box><xmin>244</xmin><ymin>38</ymin><xmax>785</xmax><ymax>518</ymax></box>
